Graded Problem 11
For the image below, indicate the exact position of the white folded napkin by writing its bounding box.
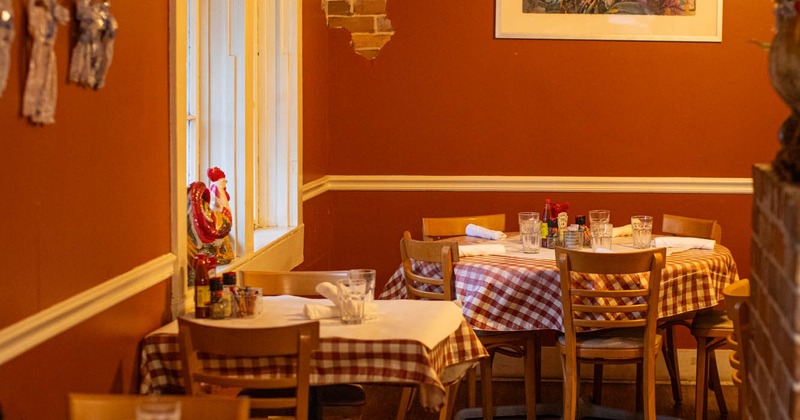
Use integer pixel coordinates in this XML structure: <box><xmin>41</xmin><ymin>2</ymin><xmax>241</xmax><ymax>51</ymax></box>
<box><xmin>304</xmin><ymin>302</ymin><xmax>378</xmax><ymax>320</ymax></box>
<box><xmin>654</xmin><ymin>236</ymin><xmax>715</xmax><ymax>250</ymax></box>
<box><xmin>612</xmin><ymin>224</ymin><xmax>632</xmax><ymax>237</ymax></box>
<box><xmin>458</xmin><ymin>243</ymin><xmax>506</xmax><ymax>257</ymax></box>
<box><xmin>307</xmin><ymin>282</ymin><xmax>377</xmax><ymax>320</ymax></box>
<box><xmin>465</xmin><ymin>224</ymin><xmax>507</xmax><ymax>240</ymax></box>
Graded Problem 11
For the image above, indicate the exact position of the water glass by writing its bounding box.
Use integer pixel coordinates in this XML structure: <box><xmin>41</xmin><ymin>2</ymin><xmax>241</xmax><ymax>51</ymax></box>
<box><xmin>590</xmin><ymin>223</ymin><xmax>613</xmax><ymax>250</ymax></box>
<box><xmin>348</xmin><ymin>269</ymin><xmax>376</xmax><ymax>306</ymax></box>
<box><xmin>631</xmin><ymin>215</ymin><xmax>654</xmax><ymax>249</ymax></box>
<box><xmin>520</xmin><ymin>219</ymin><xmax>542</xmax><ymax>254</ymax></box>
<box><xmin>588</xmin><ymin>209</ymin><xmax>611</xmax><ymax>226</ymax></box>
<box><xmin>338</xmin><ymin>277</ymin><xmax>367</xmax><ymax>324</ymax></box>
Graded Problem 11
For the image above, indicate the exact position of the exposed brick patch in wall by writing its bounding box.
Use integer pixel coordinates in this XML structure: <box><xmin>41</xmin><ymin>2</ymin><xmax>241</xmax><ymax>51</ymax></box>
<box><xmin>321</xmin><ymin>0</ymin><xmax>394</xmax><ymax>59</ymax></box>
<box><xmin>750</xmin><ymin>164</ymin><xmax>800</xmax><ymax>420</ymax></box>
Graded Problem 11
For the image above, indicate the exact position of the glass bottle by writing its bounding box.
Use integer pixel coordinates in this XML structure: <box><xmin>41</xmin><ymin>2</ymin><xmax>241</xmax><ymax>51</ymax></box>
<box><xmin>547</xmin><ymin>219</ymin><xmax>559</xmax><ymax>249</ymax></box>
<box><xmin>193</xmin><ymin>254</ymin><xmax>211</xmax><ymax>319</ymax></box>
<box><xmin>209</xmin><ymin>278</ymin><xmax>226</xmax><ymax>319</ymax></box>
<box><xmin>222</xmin><ymin>272</ymin><xmax>237</xmax><ymax>318</ymax></box>
<box><xmin>541</xmin><ymin>198</ymin><xmax>552</xmax><ymax>247</ymax></box>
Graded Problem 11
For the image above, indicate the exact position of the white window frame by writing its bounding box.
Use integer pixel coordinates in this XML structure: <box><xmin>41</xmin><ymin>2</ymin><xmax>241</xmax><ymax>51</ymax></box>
<box><xmin>170</xmin><ymin>0</ymin><xmax>304</xmax><ymax>316</ymax></box>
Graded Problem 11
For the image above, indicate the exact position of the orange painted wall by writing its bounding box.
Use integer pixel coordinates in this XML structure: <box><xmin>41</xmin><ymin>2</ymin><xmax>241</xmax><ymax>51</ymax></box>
<box><xmin>300</xmin><ymin>1</ymin><xmax>785</xmax><ymax>351</ymax></box>
<box><xmin>301</xmin><ymin>1</ymin><xmax>784</xmax><ymax>279</ymax></box>
<box><xmin>0</xmin><ymin>1</ymin><xmax>171</xmax><ymax>418</ymax></box>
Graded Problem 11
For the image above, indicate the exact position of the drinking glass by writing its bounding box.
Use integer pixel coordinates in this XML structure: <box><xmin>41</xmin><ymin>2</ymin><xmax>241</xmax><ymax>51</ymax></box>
<box><xmin>338</xmin><ymin>277</ymin><xmax>367</xmax><ymax>324</ymax></box>
<box><xmin>520</xmin><ymin>219</ymin><xmax>542</xmax><ymax>254</ymax></box>
<box><xmin>349</xmin><ymin>269</ymin><xmax>376</xmax><ymax>306</ymax></box>
<box><xmin>631</xmin><ymin>215</ymin><xmax>654</xmax><ymax>249</ymax></box>
<box><xmin>590</xmin><ymin>223</ymin><xmax>613</xmax><ymax>250</ymax></box>
<box><xmin>588</xmin><ymin>210</ymin><xmax>611</xmax><ymax>226</ymax></box>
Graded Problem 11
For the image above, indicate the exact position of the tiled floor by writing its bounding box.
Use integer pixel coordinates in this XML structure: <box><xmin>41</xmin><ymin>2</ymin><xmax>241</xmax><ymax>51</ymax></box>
<box><xmin>358</xmin><ymin>379</ymin><xmax>739</xmax><ymax>419</ymax></box>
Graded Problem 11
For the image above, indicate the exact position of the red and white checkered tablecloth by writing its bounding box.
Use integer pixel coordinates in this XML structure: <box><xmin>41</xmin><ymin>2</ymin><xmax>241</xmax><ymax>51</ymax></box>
<box><xmin>379</xmin><ymin>244</ymin><xmax>739</xmax><ymax>333</ymax></box>
<box><xmin>139</xmin><ymin>319</ymin><xmax>486</xmax><ymax>410</ymax></box>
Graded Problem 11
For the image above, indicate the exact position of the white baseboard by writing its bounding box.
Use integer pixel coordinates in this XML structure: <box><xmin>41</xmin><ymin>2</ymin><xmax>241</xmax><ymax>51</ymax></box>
<box><xmin>491</xmin><ymin>346</ymin><xmax>733</xmax><ymax>386</ymax></box>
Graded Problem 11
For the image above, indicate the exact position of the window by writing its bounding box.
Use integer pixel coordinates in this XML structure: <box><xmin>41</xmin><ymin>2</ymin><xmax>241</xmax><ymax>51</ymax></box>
<box><xmin>174</xmin><ymin>0</ymin><xmax>303</xmax><ymax>313</ymax></box>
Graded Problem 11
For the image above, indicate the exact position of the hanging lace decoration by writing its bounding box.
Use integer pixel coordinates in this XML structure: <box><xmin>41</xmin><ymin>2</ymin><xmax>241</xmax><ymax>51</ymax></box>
<box><xmin>22</xmin><ymin>0</ymin><xmax>69</xmax><ymax>124</ymax></box>
<box><xmin>69</xmin><ymin>0</ymin><xmax>117</xmax><ymax>89</ymax></box>
<box><xmin>0</xmin><ymin>0</ymin><xmax>15</xmax><ymax>97</ymax></box>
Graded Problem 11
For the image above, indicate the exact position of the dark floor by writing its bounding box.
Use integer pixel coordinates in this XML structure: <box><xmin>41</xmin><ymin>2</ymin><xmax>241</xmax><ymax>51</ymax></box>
<box><xmin>358</xmin><ymin>379</ymin><xmax>739</xmax><ymax>420</ymax></box>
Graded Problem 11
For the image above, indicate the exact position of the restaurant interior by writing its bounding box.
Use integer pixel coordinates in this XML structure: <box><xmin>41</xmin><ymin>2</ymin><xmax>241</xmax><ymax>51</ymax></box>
<box><xmin>0</xmin><ymin>0</ymin><xmax>791</xmax><ymax>419</ymax></box>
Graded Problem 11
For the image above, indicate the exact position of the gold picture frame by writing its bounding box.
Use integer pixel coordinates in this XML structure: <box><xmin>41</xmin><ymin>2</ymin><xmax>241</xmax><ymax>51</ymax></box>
<box><xmin>495</xmin><ymin>0</ymin><xmax>722</xmax><ymax>42</ymax></box>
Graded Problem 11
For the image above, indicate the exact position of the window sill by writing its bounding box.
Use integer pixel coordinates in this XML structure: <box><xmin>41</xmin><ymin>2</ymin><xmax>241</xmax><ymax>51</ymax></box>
<box><xmin>216</xmin><ymin>225</ymin><xmax>305</xmax><ymax>274</ymax></box>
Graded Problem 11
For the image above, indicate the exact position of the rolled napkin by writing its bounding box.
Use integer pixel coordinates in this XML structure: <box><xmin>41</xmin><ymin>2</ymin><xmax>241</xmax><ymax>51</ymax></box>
<box><xmin>458</xmin><ymin>243</ymin><xmax>506</xmax><ymax>257</ymax></box>
<box><xmin>612</xmin><ymin>224</ymin><xmax>633</xmax><ymax>237</ymax></box>
<box><xmin>654</xmin><ymin>236</ymin><xmax>715</xmax><ymax>250</ymax></box>
<box><xmin>465</xmin><ymin>224</ymin><xmax>507</xmax><ymax>240</ymax></box>
<box><xmin>316</xmin><ymin>282</ymin><xmax>340</xmax><ymax>306</ymax></box>
<box><xmin>309</xmin><ymin>282</ymin><xmax>378</xmax><ymax>320</ymax></box>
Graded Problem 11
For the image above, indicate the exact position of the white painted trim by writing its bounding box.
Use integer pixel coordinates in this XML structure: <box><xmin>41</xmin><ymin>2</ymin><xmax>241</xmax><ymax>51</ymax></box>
<box><xmin>0</xmin><ymin>253</ymin><xmax>177</xmax><ymax>366</ymax></box>
<box><xmin>302</xmin><ymin>175</ymin><xmax>753</xmax><ymax>200</ymax></box>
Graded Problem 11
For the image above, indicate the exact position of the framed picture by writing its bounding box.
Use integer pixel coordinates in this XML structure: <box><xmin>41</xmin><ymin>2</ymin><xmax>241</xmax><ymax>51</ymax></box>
<box><xmin>495</xmin><ymin>0</ymin><xmax>722</xmax><ymax>42</ymax></box>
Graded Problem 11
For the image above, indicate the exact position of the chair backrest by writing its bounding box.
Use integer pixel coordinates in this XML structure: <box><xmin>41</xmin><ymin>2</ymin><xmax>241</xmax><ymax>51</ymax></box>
<box><xmin>400</xmin><ymin>231</ymin><xmax>459</xmax><ymax>301</ymax></box>
<box><xmin>661</xmin><ymin>213</ymin><xmax>722</xmax><ymax>243</ymax></box>
<box><xmin>421</xmin><ymin>213</ymin><xmax>506</xmax><ymax>241</ymax></box>
<box><xmin>240</xmin><ymin>270</ymin><xmax>349</xmax><ymax>297</ymax></box>
<box><xmin>555</xmin><ymin>247</ymin><xmax>666</xmax><ymax>342</ymax></box>
<box><xmin>178</xmin><ymin>317</ymin><xmax>319</xmax><ymax>419</ymax></box>
<box><xmin>68</xmin><ymin>393</ymin><xmax>250</xmax><ymax>420</ymax></box>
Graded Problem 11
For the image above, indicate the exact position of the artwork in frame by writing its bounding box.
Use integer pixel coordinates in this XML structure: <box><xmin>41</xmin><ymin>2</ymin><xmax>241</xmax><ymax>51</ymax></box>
<box><xmin>495</xmin><ymin>0</ymin><xmax>722</xmax><ymax>42</ymax></box>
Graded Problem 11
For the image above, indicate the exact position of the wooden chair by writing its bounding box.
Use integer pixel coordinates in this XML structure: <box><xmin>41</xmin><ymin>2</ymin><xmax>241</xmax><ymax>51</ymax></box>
<box><xmin>238</xmin><ymin>270</ymin><xmax>367</xmax><ymax>419</ymax></box>
<box><xmin>178</xmin><ymin>317</ymin><xmax>318</xmax><ymax>419</ymax></box>
<box><xmin>724</xmin><ymin>282</ymin><xmax>751</xmax><ymax>420</ymax></box>
<box><xmin>694</xmin><ymin>278</ymin><xmax>750</xmax><ymax>420</ymax></box>
<box><xmin>658</xmin><ymin>213</ymin><xmax>723</xmax><ymax>407</ymax></box>
<box><xmin>398</xmin><ymin>230</ymin><xmax>541</xmax><ymax>420</ymax></box>
<box><xmin>555</xmin><ymin>247</ymin><xmax>666</xmax><ymax>420</ymax></box>
<box><xmin>68</xmin><ymin>393</ymin><xmax>250</xmax><ymax>420</ymax></box>
<box><xmin>662</xmin><ymin>214</ymin><xmax>722</xmax><ymax>243</ymax></box>
<box><xmin>422</xmin><ymin>213</ymin><xmax>506</xmax><ymax>241</ymax></box>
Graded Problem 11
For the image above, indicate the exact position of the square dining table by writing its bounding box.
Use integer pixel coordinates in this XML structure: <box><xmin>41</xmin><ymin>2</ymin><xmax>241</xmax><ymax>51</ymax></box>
<box><xmin>138</xmin><ymin>295</ymin><xmax>488</xmax><ymax>414</ymax></box>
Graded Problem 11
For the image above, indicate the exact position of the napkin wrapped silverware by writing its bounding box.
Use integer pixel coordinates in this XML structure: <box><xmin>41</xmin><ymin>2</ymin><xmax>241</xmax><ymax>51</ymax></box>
<box><xmin>458</xmin><ymin>243</ymin><xmax>506</xmax><ymax>257</ymax></box>
<box><xmin>465</xmin><ymin>224</ymin><xmax>507</xmax><ymax>240</ymax></box>
<box><xmin>653</xmin><ymin>236</ymin><xmax>715</xmax><ymax>250</ymax></box>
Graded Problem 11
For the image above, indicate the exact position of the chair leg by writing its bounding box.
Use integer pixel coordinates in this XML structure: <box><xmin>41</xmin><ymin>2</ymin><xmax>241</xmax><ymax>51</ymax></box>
<box><xmin>663</xmin><ymin>325</ymin><xmax>683</xmax><ymax>405</ymax></box>
<box><xmin>708</xmin><ymin>351</ymin><xmax>728</xmax><ymax>417</ymax></box>
<box><xmin>524</xmin><ymin>335</ymin><xmax>539</xmax><ymax>420</ymax></box>
<box><xmin>643</xmin><ymin>353</ymin><xmax>657</xmax><ymax>420</ymax></box>
<box><xmin>439</xmin><ymin>380</ymin><xmax>461</xmax><ymax>420</ymax></box>
<box><xmin>480</xmin><ymin>355</ymin><xmax>494</xmax><ymax>420</ymax></box>
<box><xmin>592</xmin><ymin>364</ymin><xmax>603</xmax><ymax>404</ymax></box>
<box><xmin>695</xmin><ymin>336</ymin><xmax>709</xmax><ymax>420</ymax></box>
<box><xmin>467</xmin><ymin>367</ymin><xmax>477</xmax><ymax>407</ymax></box>
<box><xmin>635</xmin><ymin>363</ymin><xmax>643</xmax><ymax>413</ymax></box>
<box><xmin>396</xmin><ymin>386</ymin><xmax>415</xmax><ymax>420</ymax></box>
<box><xmin>561</xmin><ymin>352</ymin><xmax>577</xmax><ymax>420</ymax></box>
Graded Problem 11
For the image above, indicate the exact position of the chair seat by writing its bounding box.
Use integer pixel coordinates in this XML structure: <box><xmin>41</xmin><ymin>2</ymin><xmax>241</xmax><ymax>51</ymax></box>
<box><xmin>691</xmin><ymin>309</ymin><xmax>733</xmax><ymax>336</ymax></box>
<box><xmin>315</xmin><ymin>384</ymin><xmax>367</xmax><ymax>406</ymax></box>
<box><xmin>558</xmin><ymin>328</ymin><xmax>663</xmax><ymax>352</ymax></box>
